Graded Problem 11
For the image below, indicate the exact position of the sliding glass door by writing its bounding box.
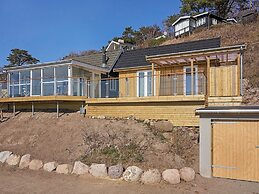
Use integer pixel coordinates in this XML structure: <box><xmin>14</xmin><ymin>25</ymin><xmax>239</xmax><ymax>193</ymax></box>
<box><xmin>137</xmin><ymin>71</ymin><xmax>153</xmax><ymax>97</ymax></box>
<box><xmin>184</xmin><ymin>66</ymin><xmax>198</xmax><ymax>95</ymax></box>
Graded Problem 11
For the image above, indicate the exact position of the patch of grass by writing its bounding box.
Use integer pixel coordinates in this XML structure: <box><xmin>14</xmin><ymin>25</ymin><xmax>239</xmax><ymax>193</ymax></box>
<box><xmin>153</xmin><ymin>131</ymin><xmax>166</xmax><ymax>142</ymax></box>
<box><xmin>101</xmin><ymin>146</ymin><xmax>120</xmax><ymax>164</ymax></box>
<box><xmin>81</xmin><ymin>143</ymin><xmax>145</xmax><ymax>166</ymax></box>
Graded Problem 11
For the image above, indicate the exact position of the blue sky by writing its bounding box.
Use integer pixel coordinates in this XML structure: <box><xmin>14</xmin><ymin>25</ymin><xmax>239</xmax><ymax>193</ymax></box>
<box><xmin>0</xmin><ymin>0</ymin><xmax>181</xmax><ymax>66</ymax></box>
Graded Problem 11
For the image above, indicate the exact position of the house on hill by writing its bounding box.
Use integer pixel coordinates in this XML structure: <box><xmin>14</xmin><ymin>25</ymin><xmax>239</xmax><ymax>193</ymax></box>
<box><xmin>172</xmin><ymin>12</ymin><xmax>225</xmax><ymax>37</ymax></box>
<box><xmin>2</xmin><ymin>50</ymin><xmax>121</xmax><ymax>99</ymax></box>
<box><xmin>0</xmin><ymin>38</ymin><xmax>246</xmax><ymax>126</ymax></box>
<box><xmin>106</xmin><ymin>39</ymin><xmax>136</xmax><ymax>51</ymax></box>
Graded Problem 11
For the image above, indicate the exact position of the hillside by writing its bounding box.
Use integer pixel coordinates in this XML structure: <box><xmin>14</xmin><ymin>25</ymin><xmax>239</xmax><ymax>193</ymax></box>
<box><xmin>163</xmin><ymin>19</ymin><xmax>259</xmax><ymax>104</ymax></box>
<box><xmin>0</xmin><ymin>112</ymin><xmax>199</xmax><ymax>171</ymax></box>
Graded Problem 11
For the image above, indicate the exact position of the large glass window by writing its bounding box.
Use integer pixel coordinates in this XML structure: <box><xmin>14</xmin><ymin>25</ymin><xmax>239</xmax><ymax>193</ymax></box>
<box><xmin>56</xmin><ymin>66</ymin><xmax>68</xmax><ymax>95</ymax></box>
<box><xmin>32</xmin><ymin>69</ymin><xmax>41</xmax><ymax>96</ymax></box>
<box><xmin>72</xmin><ymin>67</ymin><xmax>90</xmax><ymax>96</ymax></box>
<box><xmin>20</xmin><ymin>70</ymin><xmax>30</xmax><ymax>96</ymax></box>
<box><xmin>137</xmin><ymin>71</ymin><xmax>153</xmax><ymax>97</ymax></box>
<box><xmin>184</xmin><ymin>67</ymin><xmax>198</xmax><ymax>95</ymax></box>
<box><xmin>42</xmin><ymin>67</ymin><xmax>54</xmax><ymax>96</ymax></box>
<box><xmin>10</xmin><ymin>72</ymin><xmax>20</xmax><ymax>97</ymax></box>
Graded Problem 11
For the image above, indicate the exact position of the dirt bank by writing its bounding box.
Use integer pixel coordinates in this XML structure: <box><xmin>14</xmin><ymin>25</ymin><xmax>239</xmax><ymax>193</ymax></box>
<box><xmin>0</xmin><ymin>112</ymin><xmax>199</xmax><ymax>171</ymax></box>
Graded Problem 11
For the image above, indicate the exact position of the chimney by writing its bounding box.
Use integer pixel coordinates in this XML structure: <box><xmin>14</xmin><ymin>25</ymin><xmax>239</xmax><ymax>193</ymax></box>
<box><xmin>118</xmin><ymin>39</ymin><xmax>125</xmax><ymax>44</ymax></box>
<box><xmin>102</xmin><ymin>46</ymin><xmax>107</xmax><ymax>68</ymax></box>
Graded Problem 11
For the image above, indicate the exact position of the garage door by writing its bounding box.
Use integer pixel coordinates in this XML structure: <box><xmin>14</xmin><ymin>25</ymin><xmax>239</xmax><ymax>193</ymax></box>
<box><xmin>212</xmin><ymin>121</ymin><xmax>259</xmax><ymax>182</ymax></box>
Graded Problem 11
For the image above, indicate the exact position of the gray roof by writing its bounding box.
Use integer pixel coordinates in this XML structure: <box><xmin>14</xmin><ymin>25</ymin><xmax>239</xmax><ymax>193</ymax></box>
<box><xmin>114</xmin><ymin>38</ymin><xmax>221</xmax><ymax>70</ymax></box>
<box><xmin>72</xmin><ymin>50</ymin><xmax>122</xmax><ymax>70</ymax></box>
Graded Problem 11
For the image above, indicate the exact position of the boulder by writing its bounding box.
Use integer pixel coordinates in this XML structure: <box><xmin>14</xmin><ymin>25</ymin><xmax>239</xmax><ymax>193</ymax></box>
<box><xmin>143</xmin><ymin>119</ymin><xmax>150</xmax><ymax>124</ymax></box>
<box><xmin>43</xmin><ymin>162</ymin><xmax>58</xmax><ymax>172</ymax></box>
<box><xmin>153</xmin><ymin>121</ymin><xmax>173</xmax><ymax>132</ymax></box>
<box><xmin>140</xmin><ymin>169</ymin><xmax>161</xmax><ymax>184</ymax></box>
<box><xmin>72</xmin><ymin>161</ymin><xmax>89</xmax><ymax>175</ymax></box>
<box><xmin>162</xmin><ymin>169</ymin><xmax>180</xmax><ymax>185</ymax></box>
<box><xmin>6</xmin><ymin>154</ymin><xmax>20</xmax><ymax>166</ymax></box>
<box><xmin>19</xmin><ymin>154</ymin><xmax>31</xmax><ymax>169</ymax></box>
<box><xmin>56</xmin><ymin>164</ymin><xmax>73</xmax><ymax>174</ymax></box>
<box><xmin>89</xmin><ymin>164</ymin><xmax>107</xmax><ymax>178</ymax></box>
<box><xmin>123</xmin><ymin>166</ymin><xmax>143</xmax><ymax>182</ymax></box>
<box><xmin>180</xmin><ymin>167</ymin><xmax>195</xmax><ymax>182</ymax></box>
<box><xmin>0</xmin><ymin>151</ymin><xmax>12</xmax><ymax>163</ymax></box>
<box><xmin>108</xmin><ymin>164</ymin><xmax>123</xmax><ymax>179</ymax></box>
<box><xmin>152</xmin><ymin>142</ymin><xmax>170</xmax><ymax>153</ymax></box>
<box><xmin>29</xmin><ymin>159</ymin><xmax>43</xmax><ymax>170</ymax></box>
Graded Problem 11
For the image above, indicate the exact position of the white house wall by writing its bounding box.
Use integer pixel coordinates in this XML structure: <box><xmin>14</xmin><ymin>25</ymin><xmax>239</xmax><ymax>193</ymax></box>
<box><xmin>175</xmin><ymin>20</ymin><xmax>190</xmax><ymax>36</ymax></box>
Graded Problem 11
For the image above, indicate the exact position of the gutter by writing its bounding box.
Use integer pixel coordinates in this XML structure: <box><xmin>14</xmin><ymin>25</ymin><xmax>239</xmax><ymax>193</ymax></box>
<box><xmin>4</xmin><ymin>59</ymin><xmax>72</xmax><ymax>71</ymax></box>
<box><xmin>196</xmin><ymin>109</ymin><xmax>259</xmax><ymax>115</ymax></box>
<box><xmin>146</xmin><ymin>44</ymin><xmax>247</xmax><ymax>60</ymax></box>
<box><xmin>71</xmin><ymin>60</ymin><xmax>109</xmax><ymax>73</ymax></box>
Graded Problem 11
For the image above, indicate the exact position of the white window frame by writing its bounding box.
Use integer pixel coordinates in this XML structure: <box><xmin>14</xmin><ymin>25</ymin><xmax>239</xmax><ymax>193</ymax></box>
<box><xmin>183</xmin><ymin>66</ymin><xmax>198</xmax><ymax>95</ymax></box>
<box><xmin>109</xmin><ymin>79</ymin><xmax>117</xmax><ymax>91</ymax></box>
<box><xmin>136</xmin><ymin>70</ymin><xmax>156</xmax><ymax>97</ymax></box>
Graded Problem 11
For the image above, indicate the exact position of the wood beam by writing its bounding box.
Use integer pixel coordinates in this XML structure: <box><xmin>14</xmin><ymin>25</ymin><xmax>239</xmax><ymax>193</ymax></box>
<box><xmin>0</xmin><ymin>108</ymin><xmax>3</xmax><ymax>121</ymax></box>
<box><xmin>13</xmin><ymin>102</ymin><xmax>15</xmax><ymax>117</ymax></box>
<box><xmin>147</xmin><ymin>48</ymin><xmax>241</xmax><ymax>62</ymax></box>
<box><xmin>191</xmin><ymin>59</ymin><xmax>194</xmax><ymax>95</ymax></box>
<box><xmin>56</xmin><ymin>101</ymin><xmax>59</xmax><ymax>118</ymax></box>
<box><xmin>153</xmin><ymin>60</ymin><xmax>164</xmax><ymax>66</ymax></box>
<box><xmin>226</xmin><ymin>52</ymin><xmax>229</xmax><ymax>65</ymax></box>
<box><xmin>173</xmin><ymin>59</ymin><xmax>181</xmax><ymax>66</ymax></box>
<box><xmin>206</xmin><ymin>57</ymin><xmax>211</xmax><ymax>107</ymax></box>
<box><xmin>237</xmin><ymin>54</ymin><xmax>241</xmax><ymax>96</ymax></box>
<box><xmin>152</xmin><ymin>63</ymin><xmax>155</xmax><ymax>96</ymax></box>
<box><xmin>193</xmin><ymin>57</ymin><xmax>198</xmax><ymax>63</ymax></box>
<box><xmin>184</xmin><ymin>58</ymin><xmax>189</xmax><ymax>63</ymax></box>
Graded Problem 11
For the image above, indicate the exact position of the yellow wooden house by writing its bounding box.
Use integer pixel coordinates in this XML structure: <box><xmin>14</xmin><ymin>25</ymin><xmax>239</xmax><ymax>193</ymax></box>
<box><xmin>0</xmin><ymin>38</ymin><xmax>246</xmax><ymax>126</ymax></box>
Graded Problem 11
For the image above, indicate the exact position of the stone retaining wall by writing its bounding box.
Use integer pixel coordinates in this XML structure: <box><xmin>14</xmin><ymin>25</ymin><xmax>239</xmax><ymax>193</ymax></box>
<box><xmin>0</xmin><ymin>150</ymin><xmax>195</xmax><ymax>185</ymax></box>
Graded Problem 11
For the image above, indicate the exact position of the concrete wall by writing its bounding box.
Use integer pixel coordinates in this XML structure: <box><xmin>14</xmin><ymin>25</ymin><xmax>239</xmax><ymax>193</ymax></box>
<box><xmin>199</xmin><ymin>112</ymin><xmax>259</xmax><ymax>178</ymax></box>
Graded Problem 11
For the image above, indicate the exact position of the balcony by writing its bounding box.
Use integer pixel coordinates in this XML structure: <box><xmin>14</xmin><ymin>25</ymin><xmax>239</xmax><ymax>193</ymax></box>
<box><xmin>0</xmin><ymin>71</ymin><xmax>206</xmax><ymax>100</ymax></box>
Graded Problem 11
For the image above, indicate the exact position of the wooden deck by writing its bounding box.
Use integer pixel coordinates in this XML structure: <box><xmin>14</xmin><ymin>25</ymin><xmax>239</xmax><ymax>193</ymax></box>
<box><xmin>0</xmin><ymin>95</ymin><xmax>205</xmax><ymax>103</ymax></box>
<box><xmin>86</xmin><ymin>95</ymin><xmax>205</xmax><ymax>104</ymax></box>
<box><xmin>0</xmin><ymin>96</ymin><xmax>88</xmax><ymax>103</ymax></box>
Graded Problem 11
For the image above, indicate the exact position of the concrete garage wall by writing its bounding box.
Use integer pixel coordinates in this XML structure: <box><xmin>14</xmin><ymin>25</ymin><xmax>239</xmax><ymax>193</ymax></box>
<box><xmin>197</xmin><ymin>107</ymin><xmax>259</xmax><ymax>180</ymax></box>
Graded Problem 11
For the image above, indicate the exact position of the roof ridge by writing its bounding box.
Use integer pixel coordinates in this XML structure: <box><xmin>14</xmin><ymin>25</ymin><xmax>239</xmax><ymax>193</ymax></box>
<box><xmin>73</xmin><ymin>49</ymin><xmax>121</xmax><ymax>58</ymax></box>
<box><xmin>122</xmin><ymin>37</ymin><xmax>221</xmax><ymax>53</ymax></box>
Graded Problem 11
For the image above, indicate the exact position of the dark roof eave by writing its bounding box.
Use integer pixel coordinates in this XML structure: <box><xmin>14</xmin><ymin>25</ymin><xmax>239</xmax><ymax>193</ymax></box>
<box><xmin>114</xmin><ymin>64</ymin><xmax>152</xmax><ymax>72</ymax></box>
<box><xmin>3</xmin><ymin>59</ymin><xmax>73</xmax><ymax>71</ymax></box>
<box><xmin>146</xmin><ymin>44</ymin><xmax>246</xmax><ymax>60</ymax></box>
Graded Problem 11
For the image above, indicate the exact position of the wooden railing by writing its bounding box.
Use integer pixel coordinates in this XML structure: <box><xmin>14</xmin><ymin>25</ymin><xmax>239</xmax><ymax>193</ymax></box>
<box><xmin>0</xmin><ymin>72</ymin><xmax>206</xmax><ymax>99</ymax></box>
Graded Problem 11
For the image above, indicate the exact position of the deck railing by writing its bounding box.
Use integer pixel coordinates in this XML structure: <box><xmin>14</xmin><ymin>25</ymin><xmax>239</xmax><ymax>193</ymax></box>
<box><xmin>0</xmin><ymin>72</ymin><xmax>206</xmax><ymax>99</ymax></box>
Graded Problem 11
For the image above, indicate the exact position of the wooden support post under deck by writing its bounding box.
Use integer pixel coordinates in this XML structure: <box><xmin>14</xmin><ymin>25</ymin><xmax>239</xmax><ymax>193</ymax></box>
<box><xmin>56</xmin><ymin>101</ymin><xmax>59</xmax><ymax>118</ymax></box>
<box><xmin>32</xmin><ymin>102</ymin><xmax>34</xmax><ymax>117</ymax></box>
<box><xmin>152</xmin><ymin>63</ymin><xmax>155</xmax><ymax>96</ymax></box>
<box><xmin>237</xmin><ymin>54</ymin><xmax>241</xmax><ymax>96</ymax></box>
<box><xmin>13</xmin><ymin>102</ymin><xmax>16</xmax><ymax>117</ymax></box>
<box><xmin>206</xmin><ymin>57</ymin><xmax>211</xmax><ymax>107</ymax></box>
<box><xmin>0</xmin><ymin>108</ymin><xmax>3</xmax><ymax>121</ymax></box>
<box><xmin>191</xmin><ymin>59</ymin><xmax>194</xmax><ymax>95</ymax></box>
